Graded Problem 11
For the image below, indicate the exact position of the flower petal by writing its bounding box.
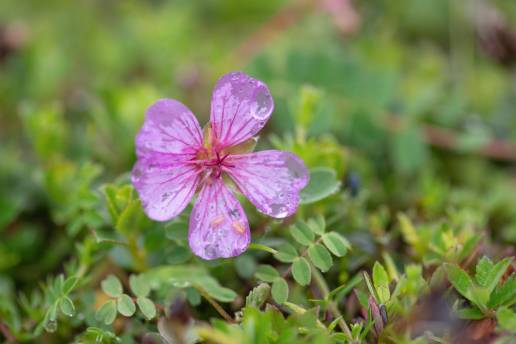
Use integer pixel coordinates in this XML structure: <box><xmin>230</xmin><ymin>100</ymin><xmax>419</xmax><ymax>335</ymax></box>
<box><xmin>225</xmin><ymin>150</ymin><xmax>309</xmax><ymax>219</ymax></box>
<box><xmin>136</xmin><ymin>99</ymin><xmax>203</xmax><ymax>158</ymax></box>
<box><xmin>210</xmin><ymin>71</ymin><xmax>274</xmax><ymax>149</ymax></box>
<box><xmin>132</xmin><ymin>159</ymin><xmax>201</xmax><ymax>221</ymax></box>
<box><xmin>189</xmin><ymin>178</ymin><xmax>250</xmax><ymax>260</ymax></box>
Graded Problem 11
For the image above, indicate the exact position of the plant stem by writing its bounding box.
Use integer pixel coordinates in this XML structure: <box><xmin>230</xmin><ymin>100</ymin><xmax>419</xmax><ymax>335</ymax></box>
<box><xmin>248</xmin><ymin>243</ymin><xmax>278</xmax><ymax>255</ymax></box>
<box><xmin>195</xmin><ymin>286</ymin><xmax>235</xmax><ymax>323</ymax></box>
<box><xmin>311</xmin><ymin>266</ymin><xmax>352</xmax><ymax>338</ymax></box>
<box><xmin>127</xmin><ymin>236</ymin><xmax>148</xmax><ymax>272</ymax></box>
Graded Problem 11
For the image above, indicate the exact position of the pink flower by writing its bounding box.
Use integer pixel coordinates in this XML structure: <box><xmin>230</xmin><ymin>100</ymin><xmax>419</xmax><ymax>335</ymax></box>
<box><xmin>131</xmin><ymin>71</ymin><xmax>309</xmax><ymax>259</ymax></box>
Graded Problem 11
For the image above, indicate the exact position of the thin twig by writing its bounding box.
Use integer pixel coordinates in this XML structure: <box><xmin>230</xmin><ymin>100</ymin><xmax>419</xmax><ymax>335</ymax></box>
<box><xmin>232</xmin><ymin>0</ymin><xmax>315</xmax><ymax>65</ymax></box>
<box><xmin>195</xmin><ymin>286</ymin><xmax>235</xmax><ymax>324</ymax></box>
<box><xmin>386</xmin><ymin>115</ymin><xmax>516</xmax><ymax>161</ymax></box>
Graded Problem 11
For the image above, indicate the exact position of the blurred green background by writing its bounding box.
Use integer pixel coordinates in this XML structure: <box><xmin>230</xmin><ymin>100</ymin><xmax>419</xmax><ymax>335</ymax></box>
<box><xmin>1</xmin><ymin>0</ymin><xmax>516</xmax><ymax>341</ymax></box>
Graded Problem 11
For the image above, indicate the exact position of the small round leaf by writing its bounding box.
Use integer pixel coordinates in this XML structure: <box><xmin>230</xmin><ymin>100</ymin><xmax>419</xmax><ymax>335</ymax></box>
<box><xmin>117</xmin><ymin>294</ymin><xmax>136</xmax><ymax>317</ymax></box>
<box><xmin>137</xmin><ymin>297</ymin><xmax>157</xmax><ymax>320</ymax></box>
<box><xmin>274</xmin><ymin>243</ymin><xmax>298</xmax><ymax>263</ymax></box>
<box><xmin>292</xmin><ymin>257</ymin><xmax>311</xmax><ymax>286</ymax></box>
<box><xmin>96</xmin><ymin>300</ymin><xmax>117</xmax><ymax>325</ymax></box>
<box><xmin>101</xmin><ymin>275</ymin><xmax>123</xmax><ymax>298</ymax></box>
<box><xmin>308</xmin><ymin>244</ymin><xmax>333</xmax><ymax>272</ymax></box>
<box><xmin>322</xmin><ymin>232</ymin><xmax>350</xmax><ymax>257</ymax></box>
<box><xmin>271</xmin><ymin>278</ymin><xmax>289</xmax><ymax>304</ymax></box>
<box><xmin>255</xmin><ymin>265</ymin><xmax>280</xmax><ymax>283</ymax></box>
<box><xmin>129</xmin><ymin>274</ymin><xmax>150</xmax><ymax>297</ymax></box>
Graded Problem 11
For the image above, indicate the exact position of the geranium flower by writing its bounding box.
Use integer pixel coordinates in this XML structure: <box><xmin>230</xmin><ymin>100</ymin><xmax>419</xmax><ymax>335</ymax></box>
<box><xmin>131</xmin><ymin>71</ymin><xmax>309</xmax><ymax>259</ymax></box>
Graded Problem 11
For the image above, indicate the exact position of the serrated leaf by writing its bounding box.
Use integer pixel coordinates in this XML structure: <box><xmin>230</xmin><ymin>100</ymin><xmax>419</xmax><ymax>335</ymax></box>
<box><xmin>271</xmin><ymin>278</ymin><xmax>289</xmax><ymax>304</ymax></box>
<box><xmin>255</xmin><ymin>265</ymin><xmax>280</xmax><ymax>283</ymax></box>
<box><xmin>488</xmin><ymin>275</ymin><xmax>516</xmax><ymax>308</ymax></box>
<box><xmin>322</xmin><ymin>232</ymin><xmax>350</xmax><ymax>257</ymax></box>
<box><xmin>136</xmin><ymin>297</ymin><xmax>156</xmax><ymax>320</ymax></box>
<box><xmin>101</xmin><ymin>275</ymin><xmax>123</xmax><ymax>298</ymax></box>
<box><xmin>292</xmin><ymin>257</ymin><xmax>311</xmax><ymax>286</ymax></box>
<box><xmin>484</xmin><ymin>257</ymin><xmax>512</xmax><ymax>294</ymax></box>
<box><xmin>445</xmin><ymin>264</ymin><xmax>474</xmax><ymax>303</ymax></box>
<box><xmin>373</xmin><ymin>262</ymin><xmax>390</xmax><ymax>304</ymax></box>
<box><xmin>475</xmin><ymin>256</ymin><xmax>494</xmax><ymax>287</ymax></box>
<box><xmin>117</xmin><ymin>294</ymin><xmax>136</xmax><ymax>317</ymax></box>
<box><xmin>273</xmin><ymin>243</ymin><xmax>298</xmax><ymax>263</ymax></box>
<box><xmin>300</xmin><ymin>167</ymin><xmax>341</xmax><ymax>204</ymax></box>
<box><xmin>308</xmin><ymin>244</ymin><xmax>333</xmax><ymax>272</ymax></box>
<box><xmin>59</xmin><ymin>297</ymin><xmax>75</xmax><ymax>317</ymax></box>
<box><xmin>129</xmin><ymin>274</ymin><xmax>150</xmax><ymax>297</ymax></box>
<box><xmin>291</xmin><ymin>222</ymin><xmax>315</xmax><ymax>246</ymax></box>
<box><xmin>245</xmin><ymin>283</ymin><xmax>271</xmax><ymax>308</ymax></box>
<box><xmin>96</xmin><ymin>300</ymin><xmax>117</xmax><ymax>325</ymax></box>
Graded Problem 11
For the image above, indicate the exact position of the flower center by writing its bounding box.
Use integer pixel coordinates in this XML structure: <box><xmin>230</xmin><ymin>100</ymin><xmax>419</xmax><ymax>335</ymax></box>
<box><xmin>194</xmin><ymin>148</ymin><xmax>233</xmax><ymax>179</ymax></box>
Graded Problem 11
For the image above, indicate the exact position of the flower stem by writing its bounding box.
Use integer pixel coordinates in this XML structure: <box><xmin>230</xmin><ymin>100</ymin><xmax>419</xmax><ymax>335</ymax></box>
<box><xmin>248</xmin><ymin>243</ymin><xmax>277</xmax><ymax>255</ymax></box>
<box><xmin>311</xmin><ymin>266</ymin><xmax>352</xmax><ymax>338</ymax></box>
<box><xmin>127</xmin><ymin>235</ymin><xmax>148</xmax><ymax>272</ymax></box>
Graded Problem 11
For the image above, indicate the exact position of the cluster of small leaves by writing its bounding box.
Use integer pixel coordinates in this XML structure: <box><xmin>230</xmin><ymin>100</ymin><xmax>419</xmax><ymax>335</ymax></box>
<box><xmin>445</xmin><ymin>256</ymin><xmax>515</xmax><ymax>326</ymax></box>
<box><xmin>96</xmin><ymin>274</ymin><xmax>156</xmax><ymax>325</ymax></box>
<box><xmin>255</xmin><ymin>216</ymin><xmax>350</xmax><ymax>304</ymax></box>
<box><xmin>398</xmin><ymin>213</ymin><xmax>480</xmax><ymax>265</ymax></box>
<box><xmin>40</xmin><ymin>275</ymin><xmax>79</xmax><ymax>333</ymax></box>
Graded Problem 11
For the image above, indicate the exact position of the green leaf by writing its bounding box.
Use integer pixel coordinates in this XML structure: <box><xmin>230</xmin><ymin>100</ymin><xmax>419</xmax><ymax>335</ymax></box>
<box><xmin>101</xmin><ymin>275</ymin><xmax>123</xmax><ymax>298</ymax></box>
<box><xmin>300</xmin><ymin>167</ymin><xmax>341</xmax><ymax>204</ymax></box>
<box><xmin>308</xmin><ymin>244</ymin><xmax>333</xmax><ymax>272</ymax></box>
<box><xmin>475</xmin><ymin>256</ymin><xmax>494</xmax><ymax>288</ymax></box>
<box><xmin>291</xmin><ymin>222</ymin><xmax>315</xmax><ymax>246</ymax></box>
<box><xmin>497</xmin><ymin>306</ymin><xmax>516</xmax><ymax>332</ymax></box>
<box><xmin>96</xmin><ymin>300</ymin><xmax>117</xmax><ymax>325</ymax></box>
<box><xmin>445</xmin><ymin>264</ymin><xmax>474</xmax><ymax>303</ymax></box>
<box><xmin>59</xmin><ymin>297</ymin><xmax>75</xmax><ymax>317</ymax></box>
<box><xmin>271</xmin><ymin>278</ymin><xmax>289</xmax><ymax>304</ymax></box>
<box><xmin>373</xmin><ymin>262</ymin><xmax>390</xmax><ymax>304</ymax></box>
<box><xmin>456</xmin><ymin>307</ymin><xmax>485</xmax><ymax>320</ymax></box>
<box><xmin>245</xmin><ymin>283</ymin><xmax>271</xmax><ymax>308</ymax></box>
<box><xmin>307</xmin><ymin>215</ymin><xmax>326</xmax><ymax>235</ymax></box>
<box><xmin>484</xmin><ymin>257</ymin><xmax>512</xmax><ymax>294</ymax></box>
<box><xmin>235</xmin><ymin>254</ymin><xmax>257</xmax><ymax>279</ymax></box>
<box><xmin>292</xmin><ymin>257</ymin><xmax>311</xmax><ymax>286</ymax></box>
<box><xmin>61</xmin><ymin>276</ymin><xmax>79</xmax><ymax>295</ymax></box>
<box><xmin>117</xmin><ymin>294</ymin><xmax>136</xmax><ymax>317</ymax></box>
<box><xmin>116</xmin><ymin>201</ymin><xmax>146</xmax><ymax>235</ymax></box>
<box><xmin>398</xmin><ymin>213</ymin><xmax>418</xmax><ymax>246</ymax></box>
<box><xmin>274</xmin><ymin>243</ymin><xmax>298</xmax><ymax>263</ymax></box>
<box><xmin>200</xmin><ymin>279</ymin><xmax>237</xmax><ymax>303</ymax></box>
<box><xmin>136</xmin><ymin>297</ymin><xmax>156</xmax><ymax>320</ymax></box>
<box><xmin>322</xmin><ymin>232</ymin><xmax>350</xmax><ymax>257</ymax></box>
<box><xmin>329</xmin><ymin>274</ymin><xmax>363</xmax><ymax>299</ymax></box>
<box><xmin>489</xmin><ymin>275</ymin><xmax>516</xmax><ymax>308</ymax></box>
<box><xmin>129</xmin><ymin>274</ymin><xmax>150</xmax><ymax>298</ymax></box>
<box><xmin>255</xmin><ymin>265</ymin><xmax>280</xmax><ymax>283</ymax></box>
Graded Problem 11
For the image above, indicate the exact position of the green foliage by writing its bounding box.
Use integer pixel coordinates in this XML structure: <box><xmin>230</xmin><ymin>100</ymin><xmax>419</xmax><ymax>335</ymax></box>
<box><xmin>300</xmin><ymin>168</ymin><xmax>341</xmax><ymax>204</ymax></box>
<box><xmin>445</xmin><ymin>257</ymin><xmax>514</xmax><ymax>319</ymax></box>
<box><xmin>2</xmin><ymin>1</ymin><xmax>516</xmax><ymax>342</ymax></box>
